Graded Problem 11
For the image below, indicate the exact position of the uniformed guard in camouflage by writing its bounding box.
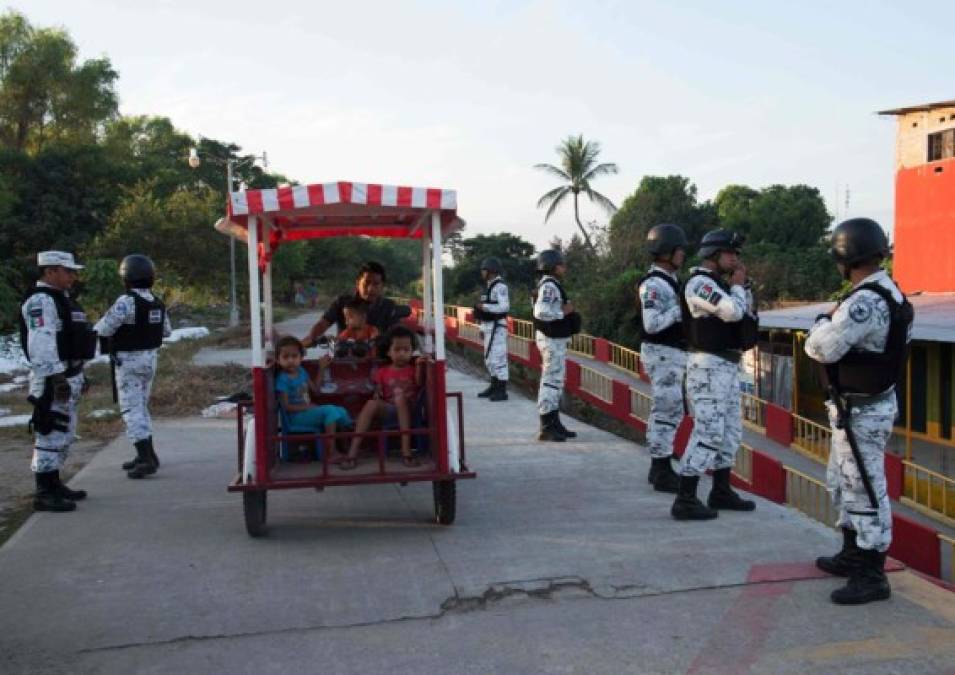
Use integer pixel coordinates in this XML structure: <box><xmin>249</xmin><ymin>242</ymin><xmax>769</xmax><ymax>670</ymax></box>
<box><xmin>474</xmin><ymin>257</ymin><xmax>510</xmax><ymax>402</ymax></box>
<box><xmin>806</xmin><ymin>217</ymin><xmax>912</xmax><ymax>606</ymax></box>
<box><xmin>94</xmin><ymin>255</ymin><xmax>172</xmax><ymax>479</ymax></box>
<box><xmin>19</xmin><ymin>251</ymin><xmax>95</xmax><ymax>512</ymax></box>
<box><xmin>672</xmin><ymin>229</ymin><xmax>758</xmax><ymax>520</ymax></box>
<box><xmin>638</xmin><ymin>223</ymin><xmax>690</xmax><ymax>493</ymax></box>
<box><xmin>532</xmin><ymin>249</ymin><xmax>581</xmax><ymax>441</ymax></box>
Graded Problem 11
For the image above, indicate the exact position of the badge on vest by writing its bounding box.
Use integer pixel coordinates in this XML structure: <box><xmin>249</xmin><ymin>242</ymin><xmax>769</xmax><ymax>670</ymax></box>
<box><xmin>149</xmin><ymin>309</ymin><xmax>163</xmax><ymax>324</ymax></box>
<box><xmin>71</xmin><ymin>311</ymin><xmax>86</xmax><ymax>322</ymax></box>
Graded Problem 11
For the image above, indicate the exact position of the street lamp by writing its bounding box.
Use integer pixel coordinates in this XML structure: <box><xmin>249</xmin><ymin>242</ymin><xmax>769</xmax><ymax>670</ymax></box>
<box><xmin>188</xmin><ymin>146</ymin><xmax>268</xmax><ymax>327</ymax></box>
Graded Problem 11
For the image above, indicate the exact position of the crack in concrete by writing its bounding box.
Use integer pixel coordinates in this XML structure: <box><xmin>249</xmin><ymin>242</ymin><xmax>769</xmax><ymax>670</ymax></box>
<box><xmin>76</xmin><ymin>574</ymin><xmax>804</xmax><ymax>655</ymax></box>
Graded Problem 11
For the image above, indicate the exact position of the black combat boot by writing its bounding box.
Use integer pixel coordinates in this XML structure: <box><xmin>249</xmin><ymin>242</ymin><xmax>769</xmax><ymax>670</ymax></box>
<box><xmin>478</xmin><ymin>378</ymin><xmax>497</xmax><ymax>398</ymax></box>
<box><xmin>33</xmin><ymin>471</ymin><xmax>76</xmax><ymax>512</ymax></box>
<box><xmin>53</xmin><ymin>470</ymin><xmax>87</xmax><ymax>501</ymax></box>
<box><xmin>489</xmin><ymin>379</ymin><xmax>509</xmax><ymax>402</ymax></box>
<box><xmin>127</xmin><ymin>438</ymin><xmax>157</xmax><ymax>479</ymax></box>
<box><xmin>707</xmin><ymin>468</ymin><xmax>756</xmax><ymax>511</ymax></box>
<box><xmin>649</xmin><ymin>456</ymin><xmax>680</xmax><ymax>493</ymax></box>
<box><xmin>146</xmin><ymin>436</ymin><xmax>160</xmax><ymax>468</ymax></box>
<box><xmin>816</xmin><ymin>528</ymin><xmax>862</xmax><ymax>577</ymax></box>
<box><xmin>537</xmin><ymin>412</ymin><xmax>567</xmax><ymax>442</ymax></box>
<box><xmin>671</xmin><ymin>475</ymin><xmax>718</xmax><ymax>520</ymax></box>
<box><xmin>122</xmin><ymin>437</ymin><xmax>158</xmax><ymax>470</ymax></box>
<box><xmin>552</xmin><ymin>412</ymin><xmax>577</xmax><ymax>439</ymax></box>
<box><xmin>830</xmin><ymin>548</ymin><xmax>891</xmax><ymax>605</ymax></box>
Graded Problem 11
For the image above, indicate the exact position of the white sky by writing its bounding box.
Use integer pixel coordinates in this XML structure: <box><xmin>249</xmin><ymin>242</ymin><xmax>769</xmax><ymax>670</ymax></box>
<box><xmin>21</xmin><ymin>0</ymin><xmax>954</xmax><ymax>249</ymax></box>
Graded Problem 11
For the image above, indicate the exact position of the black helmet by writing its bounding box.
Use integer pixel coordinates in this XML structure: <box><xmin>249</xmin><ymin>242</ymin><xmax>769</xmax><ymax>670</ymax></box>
<box><xmin>697</xmin><ymin>229</ymin><xmax>744</xmax><ymax>259</ymax></box>
<box><xmin>480</xmin><ymin>256</ymin><xmax>502</xmax><ymax>274</ymax></box>
<box><xmin>830</xmin><ymin>218</ymin><xmax>889</xmax><ymax>266</ymax></box>
<box><xmin>645</xmin><ymin>223</ymin><xmax>688</xmax><ymax>257</ymax></box>
<box><xmin>120</xmin><ymin>254</ymin><xmax>156</xmax><ymax>288</ymax></box>
<box><xmin>536</xmin><ymin>249</ymin><xmax>565</xmax><ymax>273</ymax></box>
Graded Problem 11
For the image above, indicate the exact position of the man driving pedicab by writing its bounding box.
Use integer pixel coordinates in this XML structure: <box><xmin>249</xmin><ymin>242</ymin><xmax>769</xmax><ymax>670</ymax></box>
<box><xmin>302</xmin><ymin>261</ymin><xmax>409</xmax><ymax>346</ymax></box>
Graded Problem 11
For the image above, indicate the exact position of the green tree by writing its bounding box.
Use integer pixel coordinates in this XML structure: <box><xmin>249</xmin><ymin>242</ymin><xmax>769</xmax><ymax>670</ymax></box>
<box><xmin>86</xmin><ymin>181</ymin><xmax>227</xmax><ymax>289</ymax></box>
<box><xmin>717</xmin><ymin>183</ymin><xmax>830</xmax><ymax>248</ymax></box>
<box><xmin>444</xmin><ymin>232</ymin><xmax>536</xmax><ymax>300</ymax></box>
<box><xmin>0</xmin><ymin>10</ymin><xmax>118</xmax><ymax>153</ymax></box>
<box><xmin>534</xmin><ymin>134</ymin><xmax>618</xmax><ymax>251</ymax></box>
<box><xmin>0</xmin><ymin>143</ymin><xmax>124</xmax><ymax>294</ymax></box>
<box><xmin>608</xmin><ymin>175</ymin><xmax>715</xmax><ymax>271</ymax></box>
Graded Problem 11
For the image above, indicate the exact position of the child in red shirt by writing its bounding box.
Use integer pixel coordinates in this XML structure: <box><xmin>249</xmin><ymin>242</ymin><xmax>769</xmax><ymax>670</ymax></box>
<box><xmin>341</xmin><ymin>325</ymin><xmax>426</xmax><ymax>470</ymax></box>
<box><xmin>337</xmin><ymin>298</ymin><xmax>380</xmax><ymax>343</ymax></box>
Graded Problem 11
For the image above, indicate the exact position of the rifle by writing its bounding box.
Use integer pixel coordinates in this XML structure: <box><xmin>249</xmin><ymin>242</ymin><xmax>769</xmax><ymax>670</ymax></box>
<box><xmin>826</xmin><ymin>369</ymin><xmax>878</xmax><ymax>510</ymax></box>
<box><xmin>100</xmin><ymin>336</ymin><xmax>118</xmax><ymax>404</ymax></box>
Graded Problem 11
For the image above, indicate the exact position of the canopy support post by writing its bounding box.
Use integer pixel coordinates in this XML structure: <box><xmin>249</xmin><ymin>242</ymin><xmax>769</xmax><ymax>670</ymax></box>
<box><xmin>247</xmin><ymin>215</ymin><xmax>264</xmax><ymax>368</ymax></box>
<box><xmin>431</xmin><ymin>211</ymin><xmax>446</xmax><ymax>361</ymax></box>
<box><xmin>262</xmin><ymin>217</ymin><xmax>274</xmax><ymax>355</ymax></box>
<box><xmin>421</xmin><ymin>226</ymin><xmax>434</xmax><ymax>356</ymax></box>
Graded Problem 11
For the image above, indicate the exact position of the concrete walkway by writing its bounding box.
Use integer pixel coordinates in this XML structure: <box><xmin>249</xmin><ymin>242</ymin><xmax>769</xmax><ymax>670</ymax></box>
<box><xmin>1</xmin><ymin>369</ymin><xmax>953</xmax><ymax>673</ymax></box>
<box><xmin>192</xmin><ymin>312</ymin><xmax>320</xmax><ymax>368</ymax></box>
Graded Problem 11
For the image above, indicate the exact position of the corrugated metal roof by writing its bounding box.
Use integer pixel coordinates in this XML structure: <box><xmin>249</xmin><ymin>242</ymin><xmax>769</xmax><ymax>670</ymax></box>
<box><xmin>759</xmin><ymin>293</ymin><xmax>955</xmax><ymax>343</ymax></box>
<box><xmin>877</xmin><ymin>100</ymin><xmax>955</xmax><ymax>115</ymax></box>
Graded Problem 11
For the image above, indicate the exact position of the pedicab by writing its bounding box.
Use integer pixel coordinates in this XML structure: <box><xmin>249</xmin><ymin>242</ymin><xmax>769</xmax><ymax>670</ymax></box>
<box><xmin>215</xmin><ymin>180</ymin><xmax>475</xmax><ymax>537</ymax></box>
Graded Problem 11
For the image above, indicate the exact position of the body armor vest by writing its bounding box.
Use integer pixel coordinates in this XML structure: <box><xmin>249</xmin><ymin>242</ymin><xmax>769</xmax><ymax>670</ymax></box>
<box><xmin>681</xmin><ymin>269</ymin><xmax>758</xmax><ymax>357</ymax></box>
<box><xmin>473</xmin><ymin>279</ymin><xmax>508</xmax><ymax>322</ymax></box>
<box><xmin>533</xmin><ymin>277</ymin><xmax>582</xmax><ymax>338</ymax></box>
<box><xmin>113</xmin><ymin>292</ymin><xmax>166</xmax><ymax>351</ymax></box>
<box><xmin>824</xmin><ymin>281</ymin><xmax>913</xmax><ymax>395</ymax></box>
<box><xmin>19</xmin><ymin>287</ymin><xmax>97</xmax><ymax>364</ymax></box>
<box><xmin>637</xmin><ymin>270</ymin><xmax>687</xmax><ymax>349</ymax></box>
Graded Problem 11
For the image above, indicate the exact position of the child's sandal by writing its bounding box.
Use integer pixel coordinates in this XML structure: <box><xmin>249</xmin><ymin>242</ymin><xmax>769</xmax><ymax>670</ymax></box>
<box><xmin>401</xmin><ymin>455</ymin><xmax>420</xmax><ymax>468</ymax></box>
<box><xmin>339</xmin><ymin>457</ymin><xmax>358</xmax><ymax>471</ymax></box>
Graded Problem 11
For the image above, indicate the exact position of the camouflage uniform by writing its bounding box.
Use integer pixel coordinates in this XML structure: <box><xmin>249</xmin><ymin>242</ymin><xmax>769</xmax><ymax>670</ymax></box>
<box><xmin>479</xmin><ymin>277</ymin><xmax>510</xmax><ymax>382</ymax></box>
<box><xmin>534</xmin><ymin>275</ymin><xmax>568</xmax><ymax>415</ymax></box>
<box><xmin>805</xmin><ymin>270</ymin><xmax>905</xmax><ymax>553</ymax></box>
<box><xmin>679</xmin><ymin>269</ymin><xmax>752</xmax><ymax>477</ymax></box>
<box><xmin>21</xmin><ymin>284</ymin><xmax>87</xmax><ymax>473</ymax></box>
<box><xmin>639</xmin><ymin>265</ymin><xmax>687</xmax><ymax>459</ymax></box>
<box><xmin>94</xmin><ymin>289</ymin><xmax>173</xmax><ymax>443</ymax></box>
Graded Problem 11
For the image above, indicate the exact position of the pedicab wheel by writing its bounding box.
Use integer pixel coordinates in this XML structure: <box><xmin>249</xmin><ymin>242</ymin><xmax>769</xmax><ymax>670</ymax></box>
<box><xmin>243</xmin><ymin>490</ymin><xmax>268</xmax><ymax>537</ymax></box>
<box><xmin>433</xmin><ymin>480</ymin><xmax>456</xmax><ymax>525</ymax></box>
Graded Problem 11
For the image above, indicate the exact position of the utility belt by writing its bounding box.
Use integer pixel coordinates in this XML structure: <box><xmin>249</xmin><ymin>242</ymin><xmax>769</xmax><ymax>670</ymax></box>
<box><xmin>829</xmin><ymin>387</ymin><xmax>895</xmax><ymax>415</ymax></box>
<box><xmin>689</xmin><ymin>348</ymin><xmax>741</xmax><ymax>365</ymax></box>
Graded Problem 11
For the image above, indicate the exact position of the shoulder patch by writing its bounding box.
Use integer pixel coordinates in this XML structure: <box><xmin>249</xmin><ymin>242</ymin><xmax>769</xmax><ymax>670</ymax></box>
<box><xmin>848</xmin><ymin>299</ymin><xmax>873</xmax><ymax>324</ymax></box>
<box><xmin>696</xmin><ymin>283</ymin><xmax>721</xmax><ymax>305</ymax></box>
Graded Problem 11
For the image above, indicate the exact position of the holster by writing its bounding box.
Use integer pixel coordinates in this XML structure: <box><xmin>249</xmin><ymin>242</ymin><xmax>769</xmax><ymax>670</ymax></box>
<box><xmin>27</xmin><ymin>377</ymin><xmax>71</xmax><ymax>435</ymax></box>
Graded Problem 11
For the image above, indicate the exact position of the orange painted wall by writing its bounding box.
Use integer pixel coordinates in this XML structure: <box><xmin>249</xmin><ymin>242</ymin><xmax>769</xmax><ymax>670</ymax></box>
<box><xmin>894</xmin><ymin>157</ymin><xmax>955</xmax><ymax>293</ymax></box>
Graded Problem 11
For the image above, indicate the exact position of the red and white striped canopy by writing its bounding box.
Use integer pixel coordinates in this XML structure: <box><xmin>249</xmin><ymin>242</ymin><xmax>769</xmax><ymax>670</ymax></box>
<box><xmin>215</xmin><ymin>180</ymin><xmax>463</xmax><ymax>244</ymax></box>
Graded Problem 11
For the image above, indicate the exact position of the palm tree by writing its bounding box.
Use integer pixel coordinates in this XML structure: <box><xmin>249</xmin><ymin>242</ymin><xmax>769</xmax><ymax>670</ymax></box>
<box><xmin>535</xmin><ymin>134</ymin><xmax>619</xmax><ymax>251</ymax></box>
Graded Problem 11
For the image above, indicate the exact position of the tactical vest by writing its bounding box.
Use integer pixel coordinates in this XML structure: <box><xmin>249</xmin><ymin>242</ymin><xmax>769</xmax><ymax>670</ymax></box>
<box><xmin>533</xmin><ymin>277</ymin><xmax>582</xmax><ymax>338</ymax></box>
<box><xmin>18</xmin><ymin>286</ymin><xmax>97</xmax><ymax>364</ymax></box>
<box><xmin>823</xmin><ymin>281</ymin><xmax>913</xmax><ymax>395</ymax></box>
<box><xmin>636</xmin><ymin>270</ymin><xmax>687</xmax><ymax>349</ymax></box>
<box><xmin>681</xmin><ymin>269</ymin><xmax>758</xmax><ymax>358</ymax></box>
<box><xmin>113</xmin><ymin>292</ymin><xmax>166</xmax><ymax>351</ymax></box>
<box><xmin>473</xmin><ymin>279</ymin><xmax>508</xmax><ymax>322</ymax></box>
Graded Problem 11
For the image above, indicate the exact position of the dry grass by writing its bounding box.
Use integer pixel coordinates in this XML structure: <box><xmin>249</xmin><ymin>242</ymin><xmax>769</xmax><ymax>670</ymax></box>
<box><xmin>150</xmin><ymin>336</ymin><xmax>251</xmax><ymax>417</ymax></box>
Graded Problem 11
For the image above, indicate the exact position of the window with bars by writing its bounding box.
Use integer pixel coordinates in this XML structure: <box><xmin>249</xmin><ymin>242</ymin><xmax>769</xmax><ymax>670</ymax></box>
<box><xmin>927</xmin><ymin>128</ymin><xmax>955</xmax><ymax>162</ymax></box>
